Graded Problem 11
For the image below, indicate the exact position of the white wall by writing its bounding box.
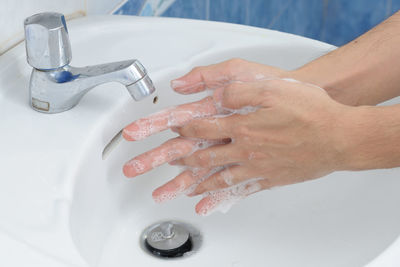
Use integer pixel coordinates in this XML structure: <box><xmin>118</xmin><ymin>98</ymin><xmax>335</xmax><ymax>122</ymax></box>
<box><xmin>0</xmin><ymin>0</ymin><xmax>123</xmax><ymax>55</ymax></box>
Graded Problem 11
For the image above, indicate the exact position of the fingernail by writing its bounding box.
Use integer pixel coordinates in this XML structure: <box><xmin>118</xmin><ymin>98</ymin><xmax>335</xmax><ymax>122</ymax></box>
<box><xmin>196</xmin><ymin>205</ymin><xmax>211</xmax><ymax>216</ymax></box>
<box><xmin>152</xmin><ymin>190</ymin><xmax>175</xmax><ymax>203</ymax></box>
<box><xmin>122</xmin><ymin>128</ymin><xmax>134</xmax><ymax>141</ymax></box>
<box><xmin>123</xmin><ymin>164</ymin><xmax>136</xmax><ymax>178</ymax></box>
<box><xmin>171</xmin><ymin>79</ymin><xmax>186</xmax><ymax>89</ymax></box>
<box><xmin>123</xmin><ymin>159</ymin><xmax>145</xmax><ymax>176</ymax></box>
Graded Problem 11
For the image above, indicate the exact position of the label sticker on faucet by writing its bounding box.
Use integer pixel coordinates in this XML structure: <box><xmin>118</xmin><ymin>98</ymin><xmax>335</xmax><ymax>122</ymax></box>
<box><xmin>31</xmin><ymin>97</ymin><xmax>50</xmax><ymax>112</ymax></box>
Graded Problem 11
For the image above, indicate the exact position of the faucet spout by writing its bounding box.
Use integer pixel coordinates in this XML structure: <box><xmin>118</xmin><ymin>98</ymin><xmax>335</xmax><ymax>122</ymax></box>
<box><xmin>29</xmin><ymin>59</ymin><xmax>155</xmax><ymax>113</ymax></box>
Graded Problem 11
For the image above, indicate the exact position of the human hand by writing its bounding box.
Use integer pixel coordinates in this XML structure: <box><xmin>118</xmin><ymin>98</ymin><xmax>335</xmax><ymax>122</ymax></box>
<box><xmin>172</xmin><ymin>79</ymin><xmax>348</xmax><ymax>197</ymax></box>
<box><xmin>122</xmin><ymin>59</ymin><xmax>352</xmax><ymax>215</ymax></box>
<box><xmin>122</xmin><ymin>58</ymin><xmax>286</xmax><ymax>177</ymax></box>
<box><xmin>122</xmin><ymin>59</ymin><xmax>286</xmax><ymax>211</ymax></box>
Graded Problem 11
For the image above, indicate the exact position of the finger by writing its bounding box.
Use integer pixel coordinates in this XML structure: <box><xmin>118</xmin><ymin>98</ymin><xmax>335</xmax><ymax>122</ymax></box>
<box><xmin>168</xmin><ymin>138</ymin><xmax>231</xmax><ymax>165</ymax></box>
<box><xmin>123</xmin><ymin>96</ymin><xmax>218</xmax><ymax>141</ymax></box>
<box><xmin>195</xmin><ymin>178</ymin><xmax>271</xmax><ymax>216</ymax></box>
<box><xmin>171</xmin><ymin>59</ymin><xmax>284</xmax><ymax>95</ymax></box>
<box><xmin>176</xmin><ymin>115</ymin><xmax>234</xmax><ymax>139</ymax></box>
<box><xmin>152</xmin><ymin>168</ymin><xmax>210</xmax><ymax>203</ymax></box>
<box><xmin>190</xmin><ymin>165</ymin><xmax>261</xmax><ymax>195</ymax></box>
<box><xmin>218</xmin><ymin>82</ymin><xmax>269</xmax><ymax>110</ymax></box>
<box><xmin>171</xmin><ymin>60</ymin><xmax>235</xmax><ymax>94</ymax></box>
<box><xmin>123</xmin><ymin>137</ymin><xmax>199</xmax><ymax>177</ymax></box>
<box><xmin>172</xmin><ymin>144</ymin><xmax>242</xmax><ymax>169</ymax></box>
<box><xmin>170</xmin><ymin>59</ymin><xmax>265</xmax><ymax>94</ymax></box>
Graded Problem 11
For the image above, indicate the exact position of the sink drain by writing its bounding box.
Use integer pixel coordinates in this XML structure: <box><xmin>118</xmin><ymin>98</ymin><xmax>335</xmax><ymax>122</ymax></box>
<box><xmin>140</xmin><ymin>221</ymin><xmax>201</xmax><ymax>259</ymax></box>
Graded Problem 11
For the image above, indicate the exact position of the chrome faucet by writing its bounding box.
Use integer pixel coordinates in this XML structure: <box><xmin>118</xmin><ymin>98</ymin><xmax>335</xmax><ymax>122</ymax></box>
<box><xmin>24</xmin><ymin>12</ymin><xmax>155</xmax><ymax>113</ymax></box>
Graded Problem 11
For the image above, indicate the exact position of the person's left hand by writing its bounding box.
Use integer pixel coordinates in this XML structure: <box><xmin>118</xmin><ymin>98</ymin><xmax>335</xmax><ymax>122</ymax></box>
<box><xmin>122</xmin><ymin>78</ymin><xmax>355</xmax><ymax>215</ymax></box>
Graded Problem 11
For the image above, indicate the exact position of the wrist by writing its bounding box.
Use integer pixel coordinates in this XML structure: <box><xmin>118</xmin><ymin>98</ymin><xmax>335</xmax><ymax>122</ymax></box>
<box><xmin>289</xmin><ymin>67</ymin><xmax>360</xmax><ymax>106</ymax></box>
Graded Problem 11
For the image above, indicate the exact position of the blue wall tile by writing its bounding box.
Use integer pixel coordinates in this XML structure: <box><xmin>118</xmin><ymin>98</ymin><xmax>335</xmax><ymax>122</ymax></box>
<box><xmin>209</xmin><ymin>0</ymin><xmax>248</xmax><ymax>25</ymax></box>
<box><xmin>391</xmin><ymin>0</ymin><xmax>400</xmax><ymax>14</ymax></box>
<box><xmin>247</xmin><ymin>0</ymin><xmax>292</xmax><ymax>29</ymax></box>
<box><xmin>207</xmin><ymin>0</ymin><xmax>324</xmax><ymax>41</ymax></box>
<box><xmin>269</xmin><ymin>0</ymin><xmax>324</xmax><ymax>41</ymax></box>
<box><xmin>114</xmin><ymin>0</ymin><xmax>145</xmax><ymax>15</ymax></box>
<box><xmin>115</xmin><ymin>0</ymin><xmax>400</xmax><ymax>47</ymax></box>
<box><xmin>321</xmin><ymin>0</ymin><xmax>390</xmax><ymax>45</ymax></box>
<box><xmin>162</xmin><ymin>0</ymin><xmax>207</xmax><ymax>20</ymax></box>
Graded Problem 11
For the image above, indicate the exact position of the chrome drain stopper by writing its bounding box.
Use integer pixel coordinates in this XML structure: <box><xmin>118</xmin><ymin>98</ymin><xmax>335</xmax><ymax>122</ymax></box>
<box><xmin>144</xmin><ymin>221</ymin><xmax>192</xmax><ymax>258</ymax></box>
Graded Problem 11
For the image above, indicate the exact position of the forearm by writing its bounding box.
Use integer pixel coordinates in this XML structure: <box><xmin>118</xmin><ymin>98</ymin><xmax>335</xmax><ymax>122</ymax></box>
<box><xmin>291</xmin><ymin>11</ymin><xmax>400</xmax><ymax>106</ymax></box>
<box><xmin>339</xmin><ymin>104</ymin><xmax>400</xmax><ymax>170</ymax></box>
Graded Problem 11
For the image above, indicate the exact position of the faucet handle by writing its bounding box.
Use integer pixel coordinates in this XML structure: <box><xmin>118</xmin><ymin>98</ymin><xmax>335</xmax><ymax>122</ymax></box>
<box><xmin>24</xmin><ymin>12</ymin><xmax>72</xmax><ymax>70</ymax></box>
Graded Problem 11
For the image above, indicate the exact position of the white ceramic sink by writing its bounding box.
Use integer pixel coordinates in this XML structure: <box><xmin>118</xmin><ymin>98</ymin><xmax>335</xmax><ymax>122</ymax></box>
<box><xmin>1</xmin><ymin>15</ymin><xmax>400</xmax><ymax>267</ymax></box>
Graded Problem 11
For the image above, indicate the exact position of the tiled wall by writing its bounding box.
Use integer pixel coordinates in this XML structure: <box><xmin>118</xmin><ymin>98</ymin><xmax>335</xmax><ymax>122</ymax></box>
<box><xmin>115</xmin><ymin>0</ymin><xmax>400</xmax><ymax>46</ymax></box>
<box><xmin>2</xmin><ymin>0</ymin><xmax>398</xmax><ymax>55</ymax></box>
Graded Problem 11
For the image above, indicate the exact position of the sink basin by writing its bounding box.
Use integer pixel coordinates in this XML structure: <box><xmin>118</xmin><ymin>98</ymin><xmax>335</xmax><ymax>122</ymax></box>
<box><xmin>1</xmin><ymin>15</ymin><xmax>400</xmax><ymax>267</ymax></box>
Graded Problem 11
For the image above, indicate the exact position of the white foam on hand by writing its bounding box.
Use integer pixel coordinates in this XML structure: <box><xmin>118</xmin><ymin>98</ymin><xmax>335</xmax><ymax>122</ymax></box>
<box><xmin>197</xmin><ymin>178</ymin><xmax>265</xmax><ymax>216</ymax></box>
<box><xmin>183</xmin><ymin>166</ymin><xmax>224</xmax><ymax>196</ymax></box>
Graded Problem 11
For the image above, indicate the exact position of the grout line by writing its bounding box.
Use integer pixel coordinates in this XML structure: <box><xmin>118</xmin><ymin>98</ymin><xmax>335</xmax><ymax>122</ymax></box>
<box><xmin>65</xmin><ymin>10</ymin><xmax>87</xmax><ymax>20</ymax></box>
<box><xmin>244</xmin><ymin>0</ymin><xmax>250</xmax><ymax>25</ymax></box>
<box><xmin>206</xmin><ymin>0</ymin><xmax>210</xmax><ymax>20</ymax></box>
<box><xmin>386</xmin><ymin>0</ymin><xmax>392</xmax><ymax>17</ymax></box>
<box><xmin>110</xmin><ymin>0</ymin><xmax>129</xmax><ymax>14</ymax></box>
<box><xmin>267</xmin><ymin>0</ymin><xmax>292</xmax><ymax>28</ymax></box>
<box><xmin>0</xmin><ymin>35</ymin><xmax>24</xmax><ymax>56</ymax></box>
<box><xmin>319</xmin><ymin>0</ymin><xmax>330</xmax><ymax>42</ymax></box>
